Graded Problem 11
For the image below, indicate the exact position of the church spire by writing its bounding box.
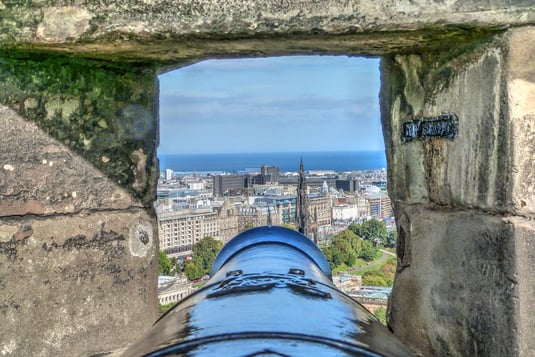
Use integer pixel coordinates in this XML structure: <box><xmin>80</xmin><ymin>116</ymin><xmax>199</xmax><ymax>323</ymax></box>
<box><xmin>296</xmin><ymin>158</ymin><xmax>309</xmax><ymax>236</ymax></box>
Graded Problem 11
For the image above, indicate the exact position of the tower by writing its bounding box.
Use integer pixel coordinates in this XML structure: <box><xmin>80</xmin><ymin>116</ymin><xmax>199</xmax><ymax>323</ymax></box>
<box><xmin>296</xmin><ymin>159</ymin><xmax>311</xmax><ymax>238</ymax></box>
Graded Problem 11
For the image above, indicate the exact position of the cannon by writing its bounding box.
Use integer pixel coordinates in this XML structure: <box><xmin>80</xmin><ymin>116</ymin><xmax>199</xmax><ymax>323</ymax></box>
<box><xmin>123</xmin><ymin>226</ymin><xmax>413</xmax><ymax>356</ymax></box>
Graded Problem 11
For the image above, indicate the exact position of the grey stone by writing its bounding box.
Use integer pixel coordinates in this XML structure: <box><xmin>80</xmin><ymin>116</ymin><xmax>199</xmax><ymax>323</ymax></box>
<box><xmin>0</xmin><ymin>2</ymin><xmax>534</xmax><ymax>356</ymax></box>
<box><xmin>0</xmin><ymin>211</ymin><xmax>158</xmax><ymax>357</ymax></box>
<box><xmin>0</xmin><ymin>106</ymin><xmax>136</xmax><ymax>216</ymax></box>
<box><xmin>389</xmin><ymin>205</ymin><xmax>520</xmax><ymax>356</ymax></box>
<box><xmin>381</xmin><ymin>30</ymin><xmax>534</xmax><ymax>216</ymax></box>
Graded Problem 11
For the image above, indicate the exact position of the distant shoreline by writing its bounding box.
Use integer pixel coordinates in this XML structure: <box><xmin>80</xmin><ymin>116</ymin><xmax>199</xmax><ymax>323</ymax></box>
<box><xmin>159</xmin><ymin>151</ymin><xmax>387</xmax><ymax>173</ymax></box>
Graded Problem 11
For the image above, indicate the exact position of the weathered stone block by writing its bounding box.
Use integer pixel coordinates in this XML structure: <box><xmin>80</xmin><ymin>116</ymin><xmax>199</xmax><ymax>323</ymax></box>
<box><xmin>389</xmin><ymin>205</ymin><xmax>522</xmax><ymax>356</ymax></box>
<box><xmin>0</xmin><ymin>55</ymin><xmax>159</xmax><ymax>206</ymax></box>
<box><xmin>0</xmin><ymin>211</ymin><xmax>158</xmax><ymax>356</ymax></box>
<box><xmin>0</xmin><ymin>1</ymin><xmax>533</xmax><ymax>63</ymax></box>
<box><xmin>511</xmin><ymin>216</ymin><xmax>535</xmax><ymax>356</ymax></box>
<box><xmin>381</xmin><ymin>29</ymin><xmax>535</xmax><ymax>216</ymax></box>
<box><xmin>506</xmin><ymin>28</ymin><xmax>535</xmax><ymax>217</ymax></box>
<box><xmin>0</xmin><ymin>106</ymin><xmax>135</xmax><ymax>216</ymax></box>
<box><xmin>0</xmin><ymin>55</ymin><xmax>160</xmax><ymax>356</ymax></box>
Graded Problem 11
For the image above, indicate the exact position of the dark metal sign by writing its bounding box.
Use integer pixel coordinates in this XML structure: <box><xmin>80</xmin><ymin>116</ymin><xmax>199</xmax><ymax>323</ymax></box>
<box><xmin>401</xmin><ymin>113</ymin><xmax>458</xmax><ymax>143</ymax></box>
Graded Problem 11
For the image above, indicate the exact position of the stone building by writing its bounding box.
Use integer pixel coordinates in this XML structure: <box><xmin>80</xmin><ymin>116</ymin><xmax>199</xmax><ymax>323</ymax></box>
<box><xmin>214</xmin><ymin>199</ymin><xmax>239</xmax><ymax>243</ymax></box>
<box><xmin>158</xmin><ymin>208</ymin><xmax>220</xmax><ymax>258</ymax></box>
<box><xmin>308</xmin><ymin>194</ymin><xmax>332</xmax><ymax>229</ymax></box>
<box><xmin>238</xmin><ymin>204</ymin><xmax>282</xmax><ymax>231</ymax></box>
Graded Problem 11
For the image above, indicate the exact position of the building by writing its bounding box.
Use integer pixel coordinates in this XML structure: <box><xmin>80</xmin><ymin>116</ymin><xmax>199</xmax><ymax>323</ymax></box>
<box><xmin>365</xmin><ymin>187</ymin><xmax>393</xmax><ymax>220</ymax></box>
<box><xmin>214</xmin><ymin>199</ymin><xmax>239</xmax><ymax>243</ymax></box>
<box><xmin>308</xmin><ymin>193</ymin><xmax>332</xmax><ymax>244</ymax></box>
<box><xmin>335</xmin><ymin>178</ymin><xmax>359</xmax><ymax>193</ymax></box>
<box><xmin>158</xmin><ymin>277</ymin><xmax>194</xmax><ymax>305</ymax></box>
<box><xmin>333</xmin><ymin>204</ymin><xmax>360</xmax><ymax>221</ymax></box>
<box><xmin>238</xmin><ymin>204</ymin><xmax>282</xmax><ymax>231</ymax></box>
<box><xmin>188</xmin><ymin>182</ymin><xmax>204</xmax><ymax>190</ymax></box>
<box><xmin>254</xmin><ymin>195</ymin><xmax>296</xmax><ymax>224</ymax></box>
<box><xmin>165</xmin><ymin>168</ymin><xmax>173</xmax><ymax>181</ymax></box>
<box><xmin>308</xmin><ymin>193</ymin><xmax>332</xmax><ymax>228</ymax></box>
<box><xmin>260</xmin><ymin>165</ymin><xmax>280</xmax><ymax>183</ymax></box>
<box><xmin>158</xmin><ymin>208</ymin><xmax>220</xmax><ymax>258</ymax></box>
<box><xmin>213</xmin><ymin>174</ymin><xmax>249</xmax><ymax>196</ymax></box>
<box><xmin>333</xmin><ymin>194</ymin><xmax>370</xmax><ymax>222</ymax></box>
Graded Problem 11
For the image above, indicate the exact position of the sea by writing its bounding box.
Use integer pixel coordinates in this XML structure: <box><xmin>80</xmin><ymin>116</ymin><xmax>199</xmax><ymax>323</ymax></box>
<box><xmin>159</xmin><ymin>151</ymin><xmax>387</xmax><ymax>173</ymax></box>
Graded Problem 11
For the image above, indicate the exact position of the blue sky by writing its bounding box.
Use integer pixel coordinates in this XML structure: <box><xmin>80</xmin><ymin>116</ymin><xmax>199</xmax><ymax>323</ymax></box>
<box><xmin>158</xmin><ymin>56</ymin><xmax>382</xmax><ymax>154</ymax></box>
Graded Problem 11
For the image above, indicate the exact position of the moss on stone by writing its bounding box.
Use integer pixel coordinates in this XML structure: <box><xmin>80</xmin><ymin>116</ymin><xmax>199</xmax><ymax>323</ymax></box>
<box><xmin>0</xmin><ymin>52</ymin><xmax>158</xmax><ymax>205</ymax></box>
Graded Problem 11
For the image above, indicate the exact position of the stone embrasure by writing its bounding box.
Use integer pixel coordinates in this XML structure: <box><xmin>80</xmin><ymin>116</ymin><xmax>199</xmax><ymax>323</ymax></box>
<box><xmin>0</xmin><ymin>2</ymin><xmax>534</xmax><ymax>357</ymax></box>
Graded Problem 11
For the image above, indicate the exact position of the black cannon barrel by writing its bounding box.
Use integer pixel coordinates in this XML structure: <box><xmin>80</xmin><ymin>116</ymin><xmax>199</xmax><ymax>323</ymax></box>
<box><xmin>123</xmin><ymin>226</ymin><xmax>413</xmax><ymax>356</ymax></box>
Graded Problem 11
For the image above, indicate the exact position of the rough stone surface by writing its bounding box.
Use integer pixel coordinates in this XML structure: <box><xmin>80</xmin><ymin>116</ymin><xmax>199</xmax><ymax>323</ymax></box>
<box><xmin>0</xmin><ymin>211</ymin><xmax>158</xmax><ymax>357</ymax></box>
<box><xmin>512</xmin><ymin>216</ymin><xmax>535</xmax><ymax>356</ymax></box>
<box><xmin>36</xmin><ymin>7</ymin><xmax>93</xmax><ymax>43</ymax></box>
<box><xmin>389</xmin><ymin>205</ymin><xmax>519</xmax><ymax>356</ymax></box>
<box><xmin>381</xmin><ymin>31</ymin><xmax>534</xmax><ymax>216</ymax></box>
<box><xmin>382</xmin><ymin>27</ymin><xmax>535</xmax><ymax>355</ymax></box>
<box><xmin>0</xmin><ymin>52</ymin><xmax>160</xmax><ymax>356</ymax></box>
<box><xmin>1</xmin><ymin>1</ymin><xmax>534</xmax><ymax>63</ymax></box>
<box><xmin>0</xmin><ymin>56</ymin><xmax>159</xmax><ymax>206</ymax></box>
<box><xmin>0</xmin><ymin>2</ymin><xmax>534</xmax><ymax>356</ymax></box>
<box><xmin>0</xmin><ymin>106</ymin><xmax>135</xmax><ymax>216</ymax></box>
<box><xmin>506</xmin><ymin>28</ymin><xmax>535</xmax><ymax>217</ymax></box>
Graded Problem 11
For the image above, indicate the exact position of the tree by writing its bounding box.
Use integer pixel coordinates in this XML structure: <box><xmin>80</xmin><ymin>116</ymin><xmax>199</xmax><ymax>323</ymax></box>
<box><xmin>159</xmin><ymin>250</ymin><xmax>173</xmax><ymax>276</ymax></box>
<box><xmin>386</xmin><ymin>230</ymin><xmax>397</xmax><ymax>247</ymax></box>
<box><xmin>281</xmin><ymin>223</ymin><xmax>297</xmax><ymax>231</ymax></box>
<box><xmin>322</xmin><ymin>229</ymin><xmax>362</xmax><ymax>270</ymax></box>
<box><xmin>184</xmin><ymin>261</ymin><xmax>204</xmax><ymax>281</ymax></box>
<box><xmin>362</xmin><ymin>270</ymin><xmax>390</xmax><ymax>287</ymax></box>
<box><xmin>349</xmin><ymin>219</ymin><xmax>388</xmax><ymax>245</ymax></box>
<box><xmin>346</xmin><ymin>252</ymin><xmax>357</xmax><ymax>267</ymax></box>
<box><xmin>184</xmin><ymin>236</ymin><xmax>224</xmax><ymax>281</ymax></box>
<box><xmin>192</xmin><ymin>236</ymin><xmax>223</xmax><ymax>274</ymax></box>
<box><xmin>374</xmin><ymin>307</ymin><xmax>387</xmax><ymax>325</ymax></box>
<box><xmin>360</xmin><ymin>240</ymin><xmax>378</xmax><ymax>261</ymax></box>
<box><xmin>240</xmin><ymin>223</ymin><xmax>255</xmax><ymax>232</ymax></box>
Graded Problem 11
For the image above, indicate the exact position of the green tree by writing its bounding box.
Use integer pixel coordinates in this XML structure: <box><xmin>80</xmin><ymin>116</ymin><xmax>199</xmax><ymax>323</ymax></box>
<box><xmin>362</xmin><ymin>270</ymin><xmax>393</xmax><ymax>287</ymax></box>
<box><xmin>350</xmin><ymin>219</ymin><xmax>388</xmax><ymax>245</ymax></box>
<box><xmin>240</xmin><ymin>223</ymin><xmax>255</xmax><ymax>232</ymax></box>
<box><xmin>386</xmin><ymin>230</ymin><xmax>397</xmax><ymax>247</ymax></box>
<box><xmin>159</xmin><ymin>250</ymin><xmax>173</xmax><ymax>275</ymax></box>
<box><xmin>322</xmin><ymin>229</ymin><xmax>363</xmax><ymax>270</ymax></box>
<box><xmin>374</xmin><ymin>307</ymin><xmax>387</xmax><ymax>325</ymax></box>
<box><xmin>184</xmin><ymin>236</ymin><xmax>224</xmax><ymax>281</ymax></box>
<box><xmin>159</xmin><ymin>302</ymin><xmax>175</xmax><ymax>316</ymax></box>
<box><xmin>346</xmin><ymin>252</ymin><xmax>357</xmax><ymax>267</ymax></box>
<box><xmin>192</xmin><ymin>236</ymin><xmax>223</xmax><ymax>274</ymax></box>
<box><xmin>184</xmin><ymin>260</ymin><xmax>204</xmax><ymax>281</ymax></box>
<box><xmin>360</xmin><ymin>240</ymin><xmax>378</xmax><ymax>261</ymax></box>
<box><xmin>320</xmin><ymin>246</ymin><xmax>335</xmax><ymax>270</ymax></box>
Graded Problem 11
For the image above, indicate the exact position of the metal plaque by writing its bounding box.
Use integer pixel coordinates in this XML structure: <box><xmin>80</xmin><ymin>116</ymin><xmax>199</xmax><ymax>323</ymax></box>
<box><xmin>401</xmin><ymin>113</ymin><xmax>458</xmax><ymax>143</ymax></box>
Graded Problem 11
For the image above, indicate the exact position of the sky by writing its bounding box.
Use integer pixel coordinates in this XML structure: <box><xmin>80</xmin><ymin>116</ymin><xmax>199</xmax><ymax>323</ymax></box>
<box><xmin>158</xmin><ymin>55</ymin><xmax>382</xmax><ymax>154</ymax></box>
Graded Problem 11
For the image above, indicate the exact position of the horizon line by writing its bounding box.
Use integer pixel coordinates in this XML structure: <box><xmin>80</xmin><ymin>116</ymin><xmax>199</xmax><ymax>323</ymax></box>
<box><xmin>158</xmin><ymin>149</ymin><xmax>386</xmax><ymax>155</ymax></box>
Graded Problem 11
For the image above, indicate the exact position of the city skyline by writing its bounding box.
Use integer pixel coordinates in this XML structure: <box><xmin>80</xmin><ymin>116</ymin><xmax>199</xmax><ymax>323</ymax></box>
<box><xmin>158</xmin><ymin>55</ymin><xmax>382</xmax><ymax>155</ymax></box>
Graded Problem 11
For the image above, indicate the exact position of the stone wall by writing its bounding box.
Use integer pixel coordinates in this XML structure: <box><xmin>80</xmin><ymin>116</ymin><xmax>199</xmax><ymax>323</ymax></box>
<box><xmin>0</xmin><ymin>1</ymin><xmax>534</xmax><ymax>356</ymax></box>
<box><xmin>381</xmin><ymin>27</ymin><xmax>535</xmax><ymax>356</ymax></box>
<box><xmin>1</xmin><ymin>1</ymin><xmax>535</xmax><ymax>62</ymax></box>
<box><xmin>0</xmin><ymin>57</ymin><xmax>159</xmax><ymax>356</ymax></box>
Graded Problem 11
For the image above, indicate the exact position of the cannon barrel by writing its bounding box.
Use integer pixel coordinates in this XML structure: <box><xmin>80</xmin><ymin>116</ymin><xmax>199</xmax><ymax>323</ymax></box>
<box><xmin>123</xmin><ymin>226</ymin><xmax>413</xmax><ymax>356</ymax></box>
